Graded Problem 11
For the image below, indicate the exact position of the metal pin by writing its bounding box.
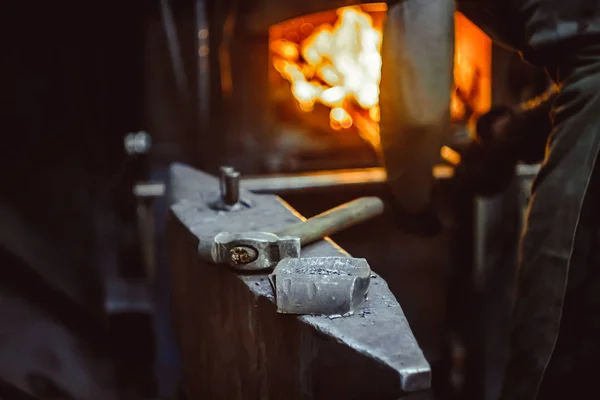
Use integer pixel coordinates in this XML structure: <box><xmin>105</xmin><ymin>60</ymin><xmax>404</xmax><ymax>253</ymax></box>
<box><xmin>224</xmin><ymin>170</ymin><xmax>240</xmax><ymax>206</ymax></box>
<box><xmin>219</xmin><ymin>166</ymin><xmax>234</xmax><ymax>202</ymax></box>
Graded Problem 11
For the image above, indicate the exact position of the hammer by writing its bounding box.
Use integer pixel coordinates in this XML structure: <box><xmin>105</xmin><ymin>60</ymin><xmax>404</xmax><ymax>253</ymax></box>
<box><xmin>199</xmin><ymin>196</ymin><xmax>384</xmax><ymax>271</ymax></box>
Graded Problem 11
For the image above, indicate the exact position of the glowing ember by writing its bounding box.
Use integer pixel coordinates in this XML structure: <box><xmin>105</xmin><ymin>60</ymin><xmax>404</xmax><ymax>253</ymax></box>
<box><xmin>271</xmin><ymin>7</ymin><xmax>383</xmax><ymax>130</ymax></box>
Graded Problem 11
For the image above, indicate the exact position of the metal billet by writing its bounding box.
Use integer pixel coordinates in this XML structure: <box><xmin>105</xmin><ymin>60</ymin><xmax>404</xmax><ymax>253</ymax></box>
<box><xmin>210</xmin><ymin>232</ymin><xmax>300</xmax><ymax>271</ymax></box>
<box><xmin>269</xmin><ymin>257</ymin><xmax>372</xmax><ymax>316</ymax></box>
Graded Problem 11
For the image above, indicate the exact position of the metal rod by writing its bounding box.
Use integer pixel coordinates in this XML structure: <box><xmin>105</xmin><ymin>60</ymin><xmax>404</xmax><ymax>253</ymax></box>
<box><xmin>219</xmin><ymin>166</ymin><xmax>235</xmax><ymax>201</ymax></box>
<box><xmin>275</xmin><ymin>197</ymin><xmax>385</xmax><ymax>246</ymax></box>
<box><xmin>133</xmin><ymin>165</ymin><xmax>457</xmax><ymax>198</ymax></box>
<box><xmin>224</xmin><ymin>170</ymin><xmax>240</xmax><ymax>205</ymax></box>
<box><xmin>242</xmin><ymin>165</ymin><xmax>454</xmax><ymax>194</ymax></box>
<box><xmin>241</xmin><ymin>168</ymin><xmax>386</xmax><ymax>194</ymax></box>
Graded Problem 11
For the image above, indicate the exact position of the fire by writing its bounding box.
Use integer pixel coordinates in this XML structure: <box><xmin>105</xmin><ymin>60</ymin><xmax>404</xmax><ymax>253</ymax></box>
<box><xmin>270</xmin><ymin>7</ymin><xmax>491</xmax><ymax>164</ymax></box>
<box><xmin>271</xmin><ymin>6</ymin><xmax>383</xmax><ymax>131</ymax></box>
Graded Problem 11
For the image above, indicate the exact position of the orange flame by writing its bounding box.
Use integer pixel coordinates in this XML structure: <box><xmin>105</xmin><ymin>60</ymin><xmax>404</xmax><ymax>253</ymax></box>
<box><xmin>271</xmin><ymin>6</ymin><xmax>383</xmax><ymax>131</ymax></box>
<box><xmin>270</xmin><ymin>8</ymin><xmax>492</xmax><ymax>166</ymax></box>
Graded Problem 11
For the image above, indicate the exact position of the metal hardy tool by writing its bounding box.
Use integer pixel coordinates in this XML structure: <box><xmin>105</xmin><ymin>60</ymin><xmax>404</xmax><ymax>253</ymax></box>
<box><xmin>198</xmin><ymin>196</ymin><xmax>385</xmax><ymax>271</ymax></box>
<box><xmin>209</xmin><ymin>166</ymin><xmax>252</xmax><ymax>211</ymax></box>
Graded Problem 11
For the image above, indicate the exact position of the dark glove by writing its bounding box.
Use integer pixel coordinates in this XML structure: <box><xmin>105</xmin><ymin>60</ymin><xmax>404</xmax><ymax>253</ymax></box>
<box><xmin>454</xmin><ymin>106</ymin><xmax>520</xmax><ymax>196</ymax></box>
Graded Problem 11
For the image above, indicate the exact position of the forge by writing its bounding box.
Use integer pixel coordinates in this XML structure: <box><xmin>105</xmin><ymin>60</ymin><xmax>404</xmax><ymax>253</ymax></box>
<box><xmin>197</xmin><ymin>1</ymin><xmax>492</xmax><ymax>177</ymax></box>
<box><xmin>269</xmin><ymin>5</ymin><xmax>386</xmax><ymax>148</ymax></box>
<box><xmin>268</xmin><ymin>6</ymin><xmax>491</xmax><ymax>150</ymax></box>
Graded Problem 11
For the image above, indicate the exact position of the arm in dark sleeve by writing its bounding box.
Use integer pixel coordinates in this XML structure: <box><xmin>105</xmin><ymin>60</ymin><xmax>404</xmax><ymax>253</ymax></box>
<box><xmin>456</xmin><ymin>85</ymin><xmax>557</xmax><ymax>196</ymax></box>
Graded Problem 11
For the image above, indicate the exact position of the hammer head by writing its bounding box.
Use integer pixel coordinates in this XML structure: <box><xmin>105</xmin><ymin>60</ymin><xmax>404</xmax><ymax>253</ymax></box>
<box><xmin>212</xmin><ymin>232</ymin><xmax>300</xmax><ymax>271</ymax></box>
<box><xmin>269</xmin><ymin>257</ymin><xmax>371</xmax><ymax>316</ymax></box>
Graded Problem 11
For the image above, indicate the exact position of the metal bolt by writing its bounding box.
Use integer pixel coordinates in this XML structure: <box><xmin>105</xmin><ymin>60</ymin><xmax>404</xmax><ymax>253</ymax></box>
<box><xmin>219</xmin><ymin>166</ymin><xmax>234</xmax><ymax>201</ymax></box>
<box><xmin>224</xmin><ymin>171</ymin><xmax>240</xmax><ymax>206</ymax></box>
<box><xmin>219</xmin><ymin>166</ymin><xmax>240</xmax><ymax>206</ymax></box>
<box><xmin>230</xmin><ymin>246</ymin><xmax>258</xmax><ymax>265</ymax></box>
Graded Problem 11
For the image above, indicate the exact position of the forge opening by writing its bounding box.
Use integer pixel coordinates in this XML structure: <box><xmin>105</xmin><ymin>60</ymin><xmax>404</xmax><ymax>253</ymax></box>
<box><xmin>268</xmin><ymin>5</ymin><xmax>491</xmax><ymax>149</ymax></box>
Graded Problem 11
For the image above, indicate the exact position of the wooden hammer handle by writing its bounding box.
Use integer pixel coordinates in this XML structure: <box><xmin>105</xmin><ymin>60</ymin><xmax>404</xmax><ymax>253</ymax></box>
<box><xmin>275</xmin><ymin>197</ymin><xmax>385</xmax><ymax>246</ymax></box>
